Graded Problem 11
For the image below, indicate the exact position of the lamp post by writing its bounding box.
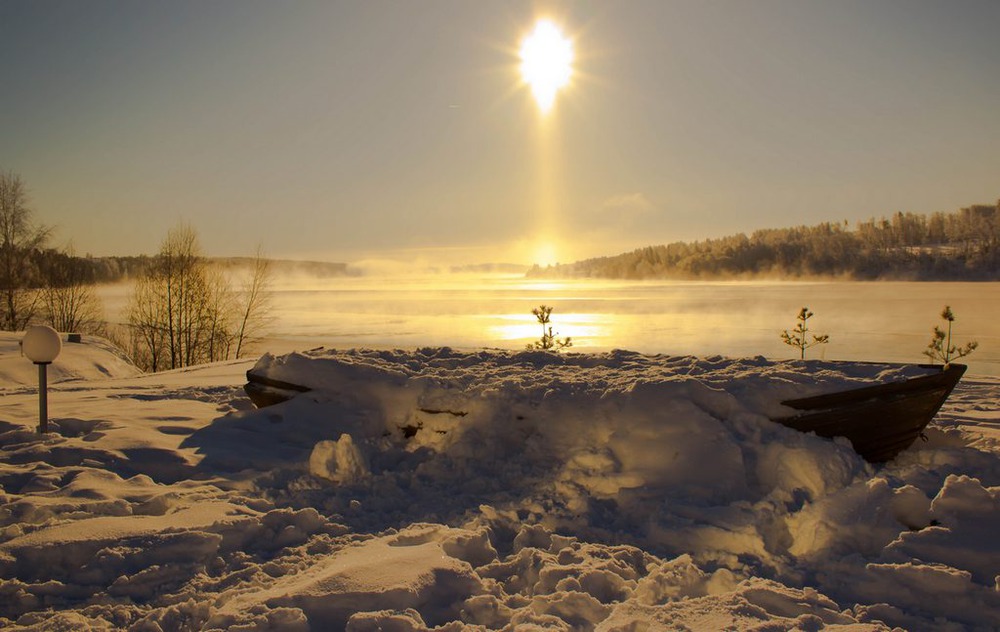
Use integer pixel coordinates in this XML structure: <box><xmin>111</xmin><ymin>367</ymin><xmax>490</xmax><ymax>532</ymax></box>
<box><xmin>22</xmin><ymin>326</ymin><xmax>62</xmax><ymax>433</ymax></box>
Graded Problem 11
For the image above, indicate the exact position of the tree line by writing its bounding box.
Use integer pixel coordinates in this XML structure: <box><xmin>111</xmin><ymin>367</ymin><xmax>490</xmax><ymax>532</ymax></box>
<box><xmin>1</xmin><ymin>169</ymin><xmax>272</xmax><ymax>371</ymax></box>
<box><xmin>528</xmin><ymin>201</ymin><xmax>1000</xmax><ymax>281</ymax></box>
<box><xmin>123</xmin><ymin>225</ymin><xmax>273</xmax><ymax>371</ymax></box>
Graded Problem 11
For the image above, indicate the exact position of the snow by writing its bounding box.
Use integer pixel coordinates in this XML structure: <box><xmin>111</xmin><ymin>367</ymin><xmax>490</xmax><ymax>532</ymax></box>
<box><xmin>1</xmin><ymin>336</ymin><xmax>998</xmax><ymax>630</ymax></box>
<box><xmin>0</xmin><ymin>333</ymin><xmax>141</xmax><ymax>387</ymax></box>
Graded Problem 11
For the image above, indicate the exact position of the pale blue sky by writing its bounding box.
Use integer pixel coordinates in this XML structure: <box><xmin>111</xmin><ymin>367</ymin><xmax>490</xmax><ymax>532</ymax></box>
<box><xmin>3</xmin><ymin>1</ymin><xmax>998</xmax><ymax>265</ymax></box>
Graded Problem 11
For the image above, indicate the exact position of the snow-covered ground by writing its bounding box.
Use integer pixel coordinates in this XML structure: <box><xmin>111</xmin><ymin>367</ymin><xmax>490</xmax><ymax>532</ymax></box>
<box><xmin>1</xmin><ymin>333</ymin><xmax>998</xmax><ymax>631</ymax></box>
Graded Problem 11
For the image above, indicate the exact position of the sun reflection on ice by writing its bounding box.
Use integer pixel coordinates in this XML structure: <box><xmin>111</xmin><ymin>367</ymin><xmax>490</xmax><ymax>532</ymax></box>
<box><xmin>488</xmin><ymin>312</ymin><xmax>611</xmax><ymax>348</ymax></box>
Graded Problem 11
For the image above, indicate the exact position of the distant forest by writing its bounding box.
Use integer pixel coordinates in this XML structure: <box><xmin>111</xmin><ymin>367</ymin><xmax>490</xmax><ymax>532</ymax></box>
<box><xmin>528</xmin><ymin>201</ymin><xmax>1000</xmax><ymax>281</ymax></box>
<box><xmin>26</xmin><ymin>254</ymin><xmax>352</xmax><ymax>286</ymax></box>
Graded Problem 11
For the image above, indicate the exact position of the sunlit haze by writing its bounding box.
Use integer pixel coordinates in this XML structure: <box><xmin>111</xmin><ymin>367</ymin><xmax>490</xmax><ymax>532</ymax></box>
<box><xmin>3</xmin><ymin>2</ymin><xmax>999</xmax><ymax>266</ymax></box>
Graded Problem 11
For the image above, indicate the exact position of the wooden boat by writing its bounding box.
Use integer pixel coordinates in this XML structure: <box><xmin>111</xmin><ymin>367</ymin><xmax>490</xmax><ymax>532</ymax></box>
<box><xmin>244</xmin><ymin>371</ymin><xmax>311</xmax><ymax>409</ymax></box>
<box><xmin>244</xmin><ymin>362</ymin><xmax>966</xmax><ymax>464</ymax></box>
<box><xmin>771</xmin><ymin>363</ymin><xmax>966</xmax><ymax>463</ymax></box>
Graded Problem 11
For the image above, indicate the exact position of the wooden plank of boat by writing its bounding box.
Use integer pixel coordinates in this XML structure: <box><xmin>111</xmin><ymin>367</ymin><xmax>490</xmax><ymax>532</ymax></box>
<box><xmin>772</xmin><ymin>363</ymin><xmax>966</xmax><ymax>463</ymax></box>
<box><xmin>244</xmin><ymin>370</ymin><xmax>311</xmax><ymax>408</ymax></box>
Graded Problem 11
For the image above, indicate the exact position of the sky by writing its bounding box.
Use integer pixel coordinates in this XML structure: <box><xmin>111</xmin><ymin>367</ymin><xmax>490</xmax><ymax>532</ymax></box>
<box><xmin>3</xmin><ymin>0</ymin><xmax>999</xmax><ymax>267</ymax></box>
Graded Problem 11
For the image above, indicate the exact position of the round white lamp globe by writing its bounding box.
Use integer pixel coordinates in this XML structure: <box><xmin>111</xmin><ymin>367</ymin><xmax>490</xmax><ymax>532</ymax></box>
<box><xmin>23</xmin><ymin>325</ymin><xmax>62</xmax><ymax>364</ymax></box>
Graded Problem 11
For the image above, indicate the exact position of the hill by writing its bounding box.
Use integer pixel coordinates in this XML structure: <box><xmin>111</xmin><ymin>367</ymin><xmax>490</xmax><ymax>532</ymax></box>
<box><xmin>530</xmin><ymin>201</ymin><xmax>1000</xmax><ymax>281</ymax></box>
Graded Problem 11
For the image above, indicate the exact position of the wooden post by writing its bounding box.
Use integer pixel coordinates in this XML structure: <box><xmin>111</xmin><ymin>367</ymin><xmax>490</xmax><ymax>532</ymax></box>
<box><xmin>37</xmin><ymin>363</ymin><xmax>49</xmax><ymax>433</ymax></box>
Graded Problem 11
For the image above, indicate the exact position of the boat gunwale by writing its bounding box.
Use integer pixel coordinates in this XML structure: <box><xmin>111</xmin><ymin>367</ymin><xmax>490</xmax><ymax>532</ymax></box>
<box><xmin>779</xmin><ymin>363</ymin><xmax>965</xmax><ymax>411</ymax></box>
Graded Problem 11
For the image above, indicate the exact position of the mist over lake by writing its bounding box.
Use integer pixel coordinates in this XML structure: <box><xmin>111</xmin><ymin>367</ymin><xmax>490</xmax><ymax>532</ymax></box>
<box><xmin>99</xmin><ymin>275</ymin><xmax>1000</xmax><ymax>376</ymax></box>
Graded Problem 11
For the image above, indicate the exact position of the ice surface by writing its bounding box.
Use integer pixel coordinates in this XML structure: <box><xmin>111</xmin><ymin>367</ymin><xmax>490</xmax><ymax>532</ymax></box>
<box><xmin>1</xmin><ymin>340</ymin><xmax>998</xmax><ymax>630</ymax></box>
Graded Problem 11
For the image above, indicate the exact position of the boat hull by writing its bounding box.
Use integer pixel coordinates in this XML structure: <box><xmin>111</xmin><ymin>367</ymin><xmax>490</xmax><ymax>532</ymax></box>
<box><xmin>772</xmin><ymin>363</ymin><xmax>966</xmax><ymax>463</ymax></box>
<box><xmin>244</xmin><ymin>361</ymin><xmax>967</xmax><ymax>464</ymax></box>
<box><xmin>244</xmin><ymin>371</ymin><xmax>311</xmax><ymax>408</ymax></box>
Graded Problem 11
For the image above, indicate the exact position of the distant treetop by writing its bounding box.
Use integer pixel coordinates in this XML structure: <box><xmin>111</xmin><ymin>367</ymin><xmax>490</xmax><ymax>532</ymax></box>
<box><xmin>528</xmin><ymin>200</ymin><xmax>1000</xmax><ymax>281</ymax></box>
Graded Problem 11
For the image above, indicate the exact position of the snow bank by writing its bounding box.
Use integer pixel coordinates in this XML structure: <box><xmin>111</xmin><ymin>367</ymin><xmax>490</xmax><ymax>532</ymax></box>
<box><xmin>0</xmin><ymin>332</ymin><xmax>140</xmax><ymax>386</ymax></box>
<box><xmin>1</xmin><ymin>345</ymin><xmax>998</xmax><ymax>630</ymax></box>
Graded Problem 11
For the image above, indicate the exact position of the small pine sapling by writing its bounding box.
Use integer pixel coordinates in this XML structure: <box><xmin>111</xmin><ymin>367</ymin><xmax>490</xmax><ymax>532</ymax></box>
<box><xmin>528</xmin><ymin>305</ymin><xmax>572</xmax><ymax>351</ymax></box>
<box><xmin>780</xmin><ymin>306</ymin><xmax>830</xmax><ymax>359</ymax></box>
<box><xmin>923</xmin><ymin>305</ymin><xmax>977</xmax><ymax>367</ymax></box>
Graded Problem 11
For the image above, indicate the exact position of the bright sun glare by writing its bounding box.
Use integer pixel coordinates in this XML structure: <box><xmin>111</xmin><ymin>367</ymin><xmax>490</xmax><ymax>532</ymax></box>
<box><xmin>519</xmin><ymin>19</ymin><xmax>573</xmax><ymax>113</ymax></box>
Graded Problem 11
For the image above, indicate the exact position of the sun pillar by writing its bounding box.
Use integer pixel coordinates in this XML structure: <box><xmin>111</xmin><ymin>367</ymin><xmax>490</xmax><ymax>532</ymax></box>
<box><xmin>520</xmin><ymin>19</ymin><xmax>573</xmax><ymax>266</ymax></box>
<box><xmin>534</xmin><ymin>114</ymin><xmax>559</xmax><ymax>265</ymax></box>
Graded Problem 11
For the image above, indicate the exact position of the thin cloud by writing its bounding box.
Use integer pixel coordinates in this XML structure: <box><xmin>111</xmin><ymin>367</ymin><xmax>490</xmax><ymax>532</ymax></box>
<box><xmin>602</xmin><ymin>193</ymin><xmax>655</xmax><ymax>214</ymax></box>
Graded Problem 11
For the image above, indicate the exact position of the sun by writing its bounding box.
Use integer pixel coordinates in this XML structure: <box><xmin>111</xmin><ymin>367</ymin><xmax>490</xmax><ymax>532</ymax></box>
<box><xmin>519</xmin><ymin>19</ymin><xmax>573</xmax><ymax>113</ymax></box>
<box><xmin>532</xmin><ymin>241</ymin><xmax>560</xmax><ymax>267</ymax></box>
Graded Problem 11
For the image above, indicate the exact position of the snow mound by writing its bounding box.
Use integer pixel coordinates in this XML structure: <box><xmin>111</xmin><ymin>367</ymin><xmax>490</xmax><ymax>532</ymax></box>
<box><xmin>1</xmin><ymin>345</ymin><xmax>998</xmax><ymax>630</ymax></box>
<box><xmin>0</xmin><ymin>332</ymin><xmax>140</xmax><ymax>387</ymax></box>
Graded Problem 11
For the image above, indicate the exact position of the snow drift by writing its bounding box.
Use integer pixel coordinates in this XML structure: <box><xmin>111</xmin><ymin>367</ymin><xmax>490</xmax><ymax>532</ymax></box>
<box><xmin>1</xmin><ymin>341</ymin><xmax>998</xmax><ymax>630</ymax></box>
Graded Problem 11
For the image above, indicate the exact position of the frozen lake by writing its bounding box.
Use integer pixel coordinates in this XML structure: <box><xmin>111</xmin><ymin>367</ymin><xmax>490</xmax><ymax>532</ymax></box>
<box><xmin>99</xmin><ymin>275</ymin><xmax>1000</xmax><ymax>375</ymax></box>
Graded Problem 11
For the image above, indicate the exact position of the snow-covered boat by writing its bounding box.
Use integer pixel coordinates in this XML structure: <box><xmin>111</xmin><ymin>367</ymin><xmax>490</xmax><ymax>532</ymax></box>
<box><xmin>771</xmin><ymin>362</ymin><xmax>966</xmax><ymax>462</ymax></box>
<box><xmin>244</xmin><ymin>371</ymin><xmax>312</xmax><ymax>408</ymax></box>
<box><xmin>243</xmin><ymin>352</ymin><xmax>966</xmax><ymax>464</ymax></box>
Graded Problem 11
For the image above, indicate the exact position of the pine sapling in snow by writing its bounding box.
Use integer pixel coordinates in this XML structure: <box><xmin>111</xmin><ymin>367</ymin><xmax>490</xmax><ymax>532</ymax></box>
<box><xmin>923</xmin><ymin>305</ymin><xmax>977</xmax><ymax>367</ymax></box>
<box><xmin>528</xmin><ymin>305</ymin><xmax>572</xmax><ymax>351</ymax></box>
<box><xmin>781</xmin><ymin>307</ymin><xmax>829</xmax><ymax>359</ymax></box>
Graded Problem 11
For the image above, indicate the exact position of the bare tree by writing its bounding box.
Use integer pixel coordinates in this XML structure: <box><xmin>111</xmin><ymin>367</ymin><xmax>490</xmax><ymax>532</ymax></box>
<box><xmin>126</xmin><ymin>224</ymin><xmax>213</xmax><ymax>370</ymax></box>
<box><xmin>202</xmin><ymin>265</ymin><xmax>235</xmax><ymax>363</ymax></box>
<box><xmin>41</xmin><ymin>247</ymin><xmax>105</xmax><ymax>333</ymax></box>
<box><xmin>162</xmin><ymin>226</ymin><xmax>224</xmax><ymax>366</ymax></box>
<box><xmin>233</xmin><ymin>246</ymin><xmax>273</xmax><ymax>358</ymax></box>
<box><xmin>126</xmin><ymin>272</ymin><xmax>168</xmax><ymax>371</ymax></box>
<box><xmin>0</xmin><ymin>171</ymin><xmax>51</xmax><ymax>330</ymax></box>
<box><xmin>126</xmin><ymin>223</ymin><xmax>271</xmax><ymax>371</ymax></box>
